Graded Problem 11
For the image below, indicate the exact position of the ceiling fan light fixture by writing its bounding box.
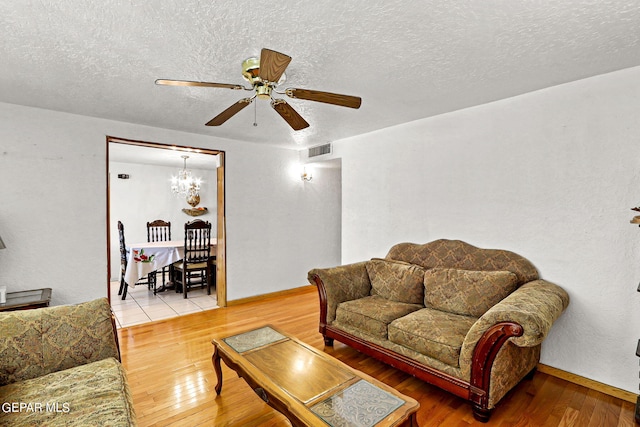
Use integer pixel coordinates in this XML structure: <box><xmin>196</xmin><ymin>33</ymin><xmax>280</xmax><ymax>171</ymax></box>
<box><xmin>241</xmin><ymin>57</ymin><xmax>260</xmax><ymax>83</ymax></box>
<box><xmin>242</xmin><ymin>56</ymin><xmax>286</xmax><ymax>86</ymax></box>
<box><xmin>255</xmin><ymin>84</ymin><xmax>272</xmax><ymax>99</ymax></box>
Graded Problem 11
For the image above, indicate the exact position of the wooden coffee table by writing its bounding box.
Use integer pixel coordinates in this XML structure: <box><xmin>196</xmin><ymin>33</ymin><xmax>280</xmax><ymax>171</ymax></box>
<box><xmin>212</xmin><ymin>325</ymin><xmax>419</xmax><ymax>427</ymax></box>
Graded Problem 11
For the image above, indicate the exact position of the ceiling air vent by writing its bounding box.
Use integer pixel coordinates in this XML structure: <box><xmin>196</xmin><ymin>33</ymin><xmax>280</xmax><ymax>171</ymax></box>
<box><xmin>308</xmin><ymin>143</ymin><xmax>331</xmax><ymax>158</ymax></box>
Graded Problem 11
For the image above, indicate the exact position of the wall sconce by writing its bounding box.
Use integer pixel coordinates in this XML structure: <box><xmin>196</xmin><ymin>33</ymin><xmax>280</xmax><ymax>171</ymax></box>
<box><xmin>0</xmin><ymin>235</ymin><xmax>5</xmax><ymax>250</ymax></box>
<box><xmin>301</xmin><ymin>166</ymin><xmax>312</xmax><ymax>182</ymax></box>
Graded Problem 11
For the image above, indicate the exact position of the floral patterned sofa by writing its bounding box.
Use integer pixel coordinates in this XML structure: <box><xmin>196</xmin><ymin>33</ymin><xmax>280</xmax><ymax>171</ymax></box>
<box><xmin>308</xmin><ymin>239</ymin><xmax>569</xmax><ymax>422</ymax></box>
<box><xmin>0</xmin><ymin>298</ymin><xmax>136</xmax><ymax>426</ymax></box>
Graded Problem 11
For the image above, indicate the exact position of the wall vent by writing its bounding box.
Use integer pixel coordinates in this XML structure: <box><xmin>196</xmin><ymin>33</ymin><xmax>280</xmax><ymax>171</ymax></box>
<box><xmin>308</xmin><ymin>143</ymin><xmax>331</xmax><ymax>158</ymax></box>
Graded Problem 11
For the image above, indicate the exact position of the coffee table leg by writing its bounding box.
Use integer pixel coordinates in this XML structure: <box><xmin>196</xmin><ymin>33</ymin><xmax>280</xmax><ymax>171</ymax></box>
<box><xmin>212</xmin><ymin>345</ymin><xmax>223</xmax><ymax>394</ymax></box>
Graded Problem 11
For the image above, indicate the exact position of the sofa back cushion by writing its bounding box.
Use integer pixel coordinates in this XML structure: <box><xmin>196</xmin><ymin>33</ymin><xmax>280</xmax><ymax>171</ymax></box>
<box><xmin>424</xmin><ymin>268</ymin><xmax>518</xmax><ymax>317</ymax></box>
<box><xmin>0</xmin><ymin>298</ymin><xmax>119</xmax><ymax>386</ymax></box>
<box><xmin>366</xmin><ymin>258</ymin><xmax>425</xmax><ymax>304</ymax></box>
<box><xmin>386</xmin><ymin>239</ymin><xmax>538</xmax><ymax>285</ymax></box>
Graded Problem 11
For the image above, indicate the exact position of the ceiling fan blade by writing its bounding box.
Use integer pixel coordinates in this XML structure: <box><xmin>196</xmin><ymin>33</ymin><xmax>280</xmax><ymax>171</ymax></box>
<box><xmin>286</xmin><ymin>88</ymin><xmax>362</xmax><ymax>109</ymax></box>
<box><xmin>258</xmin><ymin>48</ymin><xmax>291</xmax><ymax>83</ymax></box>
<box><xmin>205</xmin><ymin>98</ymin><xmax>253</xmax><ymax>126</ymax></box>
<box><xmin>156</xmin><ymin>79</ymin><xmax>244</xmax><ymax>90</ymax></box>
<box><xmin>271</xmin><ymin>99</ymin><xmax>309</xmax><ymax>131</ymax></box>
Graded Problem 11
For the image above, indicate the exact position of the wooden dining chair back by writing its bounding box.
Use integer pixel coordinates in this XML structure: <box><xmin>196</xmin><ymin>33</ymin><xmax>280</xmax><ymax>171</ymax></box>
<box><xmin>172</xmin><ymin>219</ymin><xmax>213</xmax><ymax>298</ymax></box>
<box><xmin>147</xmin><ymin>220</ymin><xmax>171</xmax><ymax>242</ymax></box>
<box><xmin>117</xmin><ymin>221</ymin><xmax>130</xmax><ymax>299</ymax></box>
<box><xmin>146</xmin><ymin>219</ymin><xmax>172</xmax><ymax>291</ymax></box>
<box><xmin>117</xmin><ymin>220</ymin><xmax>153</xmax><ymax>299</ymax></box>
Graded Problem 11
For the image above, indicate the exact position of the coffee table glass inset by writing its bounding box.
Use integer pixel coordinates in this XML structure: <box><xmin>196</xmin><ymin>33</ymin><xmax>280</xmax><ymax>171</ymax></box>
<box><xmin>212</xmin><ymin>325</ymin><xmax>419</xmax><ymax>427</ymax></box>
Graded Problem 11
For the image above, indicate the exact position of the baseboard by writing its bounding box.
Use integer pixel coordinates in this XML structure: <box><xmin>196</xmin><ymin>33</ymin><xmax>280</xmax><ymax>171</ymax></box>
<box><xmin>227</xmin><ymin>285</ymin><xmax>315</xmax><ymax>306</ymax></box>
<box><xmin>538</xmin><ymin>363</ymin><xmax>637</xmax><ymax>403</ymax></box>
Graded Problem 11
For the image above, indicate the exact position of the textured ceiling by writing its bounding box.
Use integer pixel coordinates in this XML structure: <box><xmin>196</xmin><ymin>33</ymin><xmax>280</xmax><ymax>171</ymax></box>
<box><xmin>2</xmin><ymin>1</ymin><xmax>640</xmax><ymax>149</ymax></box>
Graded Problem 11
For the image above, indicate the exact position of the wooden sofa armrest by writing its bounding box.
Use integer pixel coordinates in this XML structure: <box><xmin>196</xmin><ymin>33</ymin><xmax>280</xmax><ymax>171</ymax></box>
<box><xmin>308</xmin><ymin>261</ymin><xmax>372</xmax><ymax>326</ymax></box>
<box><xmin>0</xmin><ymin>298</ymin><xmax>121</xmax><ymax>386</ymax></box>
<box><xmin>460</xmin><ymin>279</ymin><xmax>569</xmax><ymax>376</ymax></box>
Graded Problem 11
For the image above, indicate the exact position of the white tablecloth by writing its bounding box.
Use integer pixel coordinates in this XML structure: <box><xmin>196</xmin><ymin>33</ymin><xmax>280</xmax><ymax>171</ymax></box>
<box><xmin>123</xmin><ymin>240</ymin><xmax>185</xmax><ymax>287</ymax></box>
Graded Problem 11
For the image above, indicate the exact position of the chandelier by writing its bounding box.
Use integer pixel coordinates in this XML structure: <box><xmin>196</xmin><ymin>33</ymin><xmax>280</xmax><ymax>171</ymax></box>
<box><xmin>171</xmin><ymin>155</ymin><xmax>202</xmax><ymax>198</ymax></box>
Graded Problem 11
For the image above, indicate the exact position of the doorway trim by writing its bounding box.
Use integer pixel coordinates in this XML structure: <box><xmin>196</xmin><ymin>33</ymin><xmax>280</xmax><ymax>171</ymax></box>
<box><xmin>106</xmin><ymin>136</ymin><xmax>227</xmax><ymax>307</ymax></box>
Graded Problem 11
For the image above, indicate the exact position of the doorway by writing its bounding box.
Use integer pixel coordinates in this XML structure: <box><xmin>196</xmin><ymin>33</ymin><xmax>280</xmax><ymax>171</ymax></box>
<box><xmin>106</xmin><ymin>136</ymin><xmax>227</xmax><ymax>313</ymax></box>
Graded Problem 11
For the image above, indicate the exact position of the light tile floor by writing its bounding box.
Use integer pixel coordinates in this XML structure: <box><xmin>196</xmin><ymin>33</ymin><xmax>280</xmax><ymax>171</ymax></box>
<box><xmin>109</xmin><ymin>281</ymin><xmax>218</xmax><ymax>328</ymax></box>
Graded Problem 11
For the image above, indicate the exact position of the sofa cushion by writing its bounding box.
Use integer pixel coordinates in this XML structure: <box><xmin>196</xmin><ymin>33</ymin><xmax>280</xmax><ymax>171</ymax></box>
<box><xmin>366</xmin><ymin>258</ymin><xmax>425</xmax><ymax>304</ymax></box>
<box><xmin>0</xmin><ymin>357</ymin><xmax>135</xmax><ymax>427</ymax></box>
<box><xmin>389</xmin><ymin>308</ymin><xmax>477</xmax><ymax>367</ymax></box>
<box><xmin>0</xmin><ymin>298</ymin><xmax>120</xmax><ymax>386</ymax></box>
<box><xmin>424</xmin><ymin>268</ymin><xmax>518</xmax><ymax>317</ymax></box>
<box><xmin>335</xmin><ymin>295</ymin><xmax>423</xmax><ymax>340</ymax></box>
<box><xmin>386</xmin><ymin>239</ymin><xmax>539</xmax><ymax>284</ymax></box>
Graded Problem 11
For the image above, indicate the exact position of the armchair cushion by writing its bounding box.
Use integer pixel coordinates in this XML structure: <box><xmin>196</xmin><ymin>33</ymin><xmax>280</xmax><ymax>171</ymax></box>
<box><xmin>0</xmin><ymin>298</ymin><xmax>119</xmax><ymax>386</ymax></box>
<box><xmin>335</xmin><ymin>295</ymin><xmax>422</xmax><ymax>340</ymax></box>
<box><xmin>0</xmin><ymin>357</ymin><xmax>135</xmax><ymax>427</ymax></box>
<box><xmin>424</xmin><ymin>268</ymin><xmax>518</xmax><ymax>317</ymax></box>
<box><xmin>366</xmin><ymin>258</ymin><xmax>425</xmax><ymax>304</ymax></box>
<box><xmin>389</xmin><ymin>308</ymin><xmax>477</xmax><ymax>367</ymax></box>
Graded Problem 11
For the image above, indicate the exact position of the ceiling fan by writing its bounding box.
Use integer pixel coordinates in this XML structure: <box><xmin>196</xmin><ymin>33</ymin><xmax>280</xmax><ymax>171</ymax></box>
<box><xmin>155</xmin><ymin>48</ymin><xmax>362</xmax><ymax>131</ymax></box>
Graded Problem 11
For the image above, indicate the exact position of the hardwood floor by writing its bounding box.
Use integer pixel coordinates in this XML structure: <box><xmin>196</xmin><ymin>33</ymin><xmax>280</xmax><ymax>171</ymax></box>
<box><xmin>118</xmin><ymin>286</ymin><xmax>636</xmax><ymax>426</ymax></box>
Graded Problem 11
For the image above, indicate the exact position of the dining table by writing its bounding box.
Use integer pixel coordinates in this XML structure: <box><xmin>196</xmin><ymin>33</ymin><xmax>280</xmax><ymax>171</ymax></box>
<box><xmin>123</xmin><ymin>240</ymin><xmax>217</xmax><ymax>291</ymax></box>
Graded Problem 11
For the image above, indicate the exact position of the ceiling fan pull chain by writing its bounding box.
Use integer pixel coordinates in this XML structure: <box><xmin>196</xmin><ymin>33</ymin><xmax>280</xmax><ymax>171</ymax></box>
<box><xmin>253</xmin><ymin>100</ymin><xmax>258</xmax><ymax>127</ymax></box>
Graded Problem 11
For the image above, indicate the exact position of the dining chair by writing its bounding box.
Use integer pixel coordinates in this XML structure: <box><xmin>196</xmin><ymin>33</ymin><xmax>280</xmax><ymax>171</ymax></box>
<box><xmin>146</xmin><ymin>219</ymin><xmax>171</xmax><ymax>293</ymax></box>
<box><xmin>147</xmin><ymin>219</ymin><xmax>171</xmax><ymax>242</ymax></box>
<box><xmin>172</xmin><ymin>219</ymin><xmax>214</xmax><ymax>298</ymax></box>
<box><xmin>117</xmin><ymin>221</ymin><xmax>152</xmax><ymax>300</ymax></box>
<box><xmin>117</xmin><ymin>221</ymin><xmax>129</xmax><ymax>299</ymax></box>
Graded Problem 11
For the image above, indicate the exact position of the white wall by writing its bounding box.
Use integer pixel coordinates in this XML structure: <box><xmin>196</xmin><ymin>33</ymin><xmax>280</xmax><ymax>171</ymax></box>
<box><xmin>0</xmin><ymin>103</ymin><xmax>342</xmax><ymax>305</ymax></box>
<box><xmin>109</xmin><ymin>160</ymin><xmax>217</xmax><ymax>280</ymax></box>
<box><xmin>225</xmin><ymin>144</ymin><xmax>342</xmax><ymax>298</ymax></box>
<box><xmin>3</xmin><ymin>64</ymin><xmax>636</xmax><ymax>393</ymax></box>
<box><xmin>331</xmin><ymin>66</ymin><xmax>640</xmax><ymax>393</ymax></box>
